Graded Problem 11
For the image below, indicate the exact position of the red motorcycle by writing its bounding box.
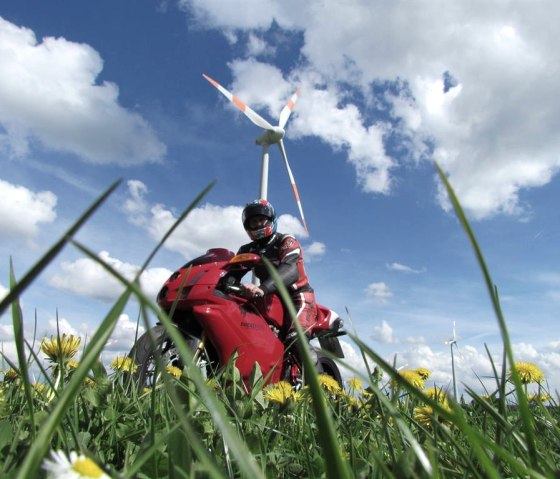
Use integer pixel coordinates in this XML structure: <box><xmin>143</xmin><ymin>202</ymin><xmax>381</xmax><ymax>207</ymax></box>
<box><xmin>130</xmin><ymin>248</ymin><xmax>346</xmax><ymax>389</ymax></box>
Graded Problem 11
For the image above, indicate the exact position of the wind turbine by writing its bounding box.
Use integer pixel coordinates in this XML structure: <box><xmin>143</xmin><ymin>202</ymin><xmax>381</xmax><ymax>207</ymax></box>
<box><xmin>445</xmin><ymin>321</ymin><xmax>459</xmax><ymax>400</ymax></box>
<box><xmin>202</xmin><ymin>73</ymin><xmax>307</xmax><ymax>232</ymax></box>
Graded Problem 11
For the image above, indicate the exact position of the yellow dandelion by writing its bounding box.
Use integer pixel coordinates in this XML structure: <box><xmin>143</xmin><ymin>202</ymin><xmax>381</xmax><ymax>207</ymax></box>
<box><xmin>67</xmin><ymin>360</ymin><xmax>80</xmax><ymax>370</ymax></box>
<box><xmin>414</xmin><ymin>405</ymin><xmax>435</xmax><ymax>428</ymax></box>
<box><xmin>415</xmin><ymin>368</ymin><xmax>431</xmax><ymax>380</ymax></box>
<box><xmin>414</xmin><ymin>404</ymin><xmax>452</xmax><ymax>429</ymax></box>
<box><xmin>41</xmin><ymin>334</ymin><xmax>81</xmax><ymax>363</ymax></box>
<box><xmin>264</xmin><ymin>381</ymin><xmax>295</xmax><ymax>405</ymax></box>
<box><xmin>392</xmin><ymin>370</ymin><xmax>425</xmax><ymax>389</ymax></box>
<box><xmin>4</xmin><ymin>368</ymin><xmax>19</xmax><ymax>383</ymax></box>
<box><xmin>347</xmin><ymin>377</ymin><xmax>362</xmax><ymax>391</ymax></box>
<box><xmin>165</xmin><ymin>365</ymin><xmax>182</xmax><ymax>378</ymax></box>
<box><xmin>527</xmin><ymin>393</ymin><xmax>552</xmax><ymax>403</ymax></box>
<box><xmin>422</xmin><ymin>387</ymin><xmax>449</xmax><ymax>405</ymax></box>
<box><xmin>318</xmin><ymin>374</ymin><xmax>342</xmax><ymax>395</ymax></box>
<box><xmin>43</xmin><ymin>449</ymin><xmax>110</xmax><ymax>478</ymax></box>
<box><xmin>33</xmin><ymin>382</ymin><xmax>50</xmax><ymax>396</ymax></box>
<box><xmin>510</xmin><ymin>362</ymin><xmax>545</xmax><ymax>384</ymax></box>
<box><xmin>84</xmin><ymin>377</ymin><xmax>96</xmax><ymax>388</ymax></box>
<box><xmin>205</xmin><ymin>378</ymin><xmax>220</xmax><ymax>391</ymax></box>
<box><xmin>110</xmin><ymin>356</ymin><xmax>137</xmax><ymax>373</ymax></box>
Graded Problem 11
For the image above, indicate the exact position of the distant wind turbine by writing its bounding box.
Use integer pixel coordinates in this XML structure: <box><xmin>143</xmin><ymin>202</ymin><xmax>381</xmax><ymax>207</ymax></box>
<box><xmin>445</xmin><ymin>321</ymin><xmax>460</xmax><ymax>400</ymax></box>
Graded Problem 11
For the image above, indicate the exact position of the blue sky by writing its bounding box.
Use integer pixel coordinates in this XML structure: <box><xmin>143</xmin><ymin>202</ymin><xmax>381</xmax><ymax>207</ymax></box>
<box><xmin>1</xmin><ymin>1</ymin><xmax>559</xmax><ymax>396</ymax></box>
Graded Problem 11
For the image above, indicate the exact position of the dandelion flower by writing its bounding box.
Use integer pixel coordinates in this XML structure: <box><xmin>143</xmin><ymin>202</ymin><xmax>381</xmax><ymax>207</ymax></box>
<box><xmin>84</xmin><ymin>377</ymin><xmax>96</xmax><ymax>388</ymax></box>
<box><xmin>264</xmin><ymin>381</ymin><xmax>296</xmax><ymax>405</ymax></box>
<box><xmin>318</xmin><ymin>374</ymin><xmax>342</xmax><ymax>395</ymax></box>
<box><xmin>110</xmin><ymin>356</ymin><xmax>137</xmax><ymax>373</ymax></box>
<box><xmin>528</xmin><ymin>393</ymin><xmax>552</xmax><ymax>403</ymax></box>
<box><xmin>415</xmin><ymin>368</ymin><xmax>431</xmax><ymax>380</ymax></box>
<box><xmin>67</xmin><ymin>360</ymin><xmax>80</xmax><ymax>370</ymax></box>
<box><xmin>414</xmin><ymin>405</ymin><xmax>435</xmax><ymax>428</ymax></box>
<box><xmin>33</xmin><ymin>382</ymin><xmax>50</xmax><ymax>395</ymax></box>
<box><xmin>510</xmin><ymin>362</ymin><xmax>544</xmax><ymax>384</ymax></box>
<box><xmin>165</xmin><ymin>365</ymin><xmax>182</xmax><ymax>378</ymax></box>
<box><xmin>422</xmin><ymin>387</ymin><xmax>449</xmax><ymax>406</ymax></box>
<box><xmin>413</xmin><ymin>404</ymin><xmax>452</xmax><ymax>429</ymax></box>
<box><xmin>392</xmin><ymin>370</ymin><xmax>425</xmax><ymax>389</ymax></box>
<box><xmin>4</xmin><ymin>368</ymin><xmax>19</xmax><ymax>383</ymax></box>
<box><xmin>41</xmin><ymin>334</ymin><xmax>81</xmax><ymax>363</ymax></box>
<box><xmin>347</xmin><ymin>377</ymin><xmax>362</xmax><ymax>391</ymax></box>
<box><xmin>43</xmin><ymin>450</ymin><xmax>109</xmax><ymax>479</ymax></box>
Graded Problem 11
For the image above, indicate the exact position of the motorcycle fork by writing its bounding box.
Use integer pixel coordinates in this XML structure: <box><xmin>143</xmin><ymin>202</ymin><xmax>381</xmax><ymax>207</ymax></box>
<box><xmin>192</xmin><ymin>332</ymin><xmax>206</xmax><ymax>362</ymax></box>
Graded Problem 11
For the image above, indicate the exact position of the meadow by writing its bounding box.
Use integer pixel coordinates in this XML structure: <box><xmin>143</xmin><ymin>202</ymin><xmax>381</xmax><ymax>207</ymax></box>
<box><xmin>0</xmin><ymin>169</ymin><xmax>558</xmax><ymax>478</ymax></box>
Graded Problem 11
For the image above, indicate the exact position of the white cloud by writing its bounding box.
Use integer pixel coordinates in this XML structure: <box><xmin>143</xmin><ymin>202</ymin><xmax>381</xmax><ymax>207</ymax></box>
<box><xmin>246</xmin><ymin>33</ymin><xmax>275</xmax><ymax>57</ymax></box>
<box><xmin>386</xmin><ymin>262</ymin><xmax>425</xmax><ymax>274</ymax></box>
<box><xmin>46</xmin><ymin>317</ymin><xmax>79</xmax><ymax>336</ymax></box>
<box><xmin>305</xmin><ymin>241</ymin><xmax>326</xmax><ymax>261</ymax></box>
<box><xmin>123</xmin><ymin>179</ymin><xmax>309</xmax><ymax>259</ymax></box>
<box><xmin>372</xmin><ymin>320</ymin><xmax>395</xmax><ymax>344</ymax></box>
<box><xmin>182</xmin><ymin>1</ymin><xmax>560</xmax><ymax>220</ymax></box>
<box><xmin>0</xmin><ymin>17</ymin><xmax>166</xmax><ymax>165</ymax></box>
<box><xmin>365</xmin><ymin>282</ymin><xmax>393</xmax><ymax>302</ymax></box>
<box><xmin>228</xmin><ymin>59</ymin><xmax>394</xmax><ymax>195</ymax></box>
<box><xmin>49</xmin><ymin>251</ymin><xmax>172</xmax><ymax>302</ymax></box>
<box><xmin>0</xmin><ymin>178</ymin><xmax>56</xmax><ymax>243</ymax></box>
<box><xmin>104</xmin><ymin>314</ymin><xmax>146</xmax><ymax>352</ymax></box>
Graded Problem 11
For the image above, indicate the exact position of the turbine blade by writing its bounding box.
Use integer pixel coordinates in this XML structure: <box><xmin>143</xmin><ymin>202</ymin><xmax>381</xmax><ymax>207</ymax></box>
<box><xmin>278</xmin><ymin>88</ymin><xmax>300</xmax><ymax>129</ymax></box>
<box><xmin>277</xmin><ymin>140</ymin><xmax>308</xmax><ymax>233</ymax></box>
<box><xmin>203</xmin><ymin>74</ymin><xmax>274</xmax><ymax>130</ymax></box>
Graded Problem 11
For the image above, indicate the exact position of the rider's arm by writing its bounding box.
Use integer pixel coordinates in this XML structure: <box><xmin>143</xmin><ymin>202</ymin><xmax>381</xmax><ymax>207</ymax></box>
<box><xmin>259</xmin><ymin>240</ymin><xmax>301</xmax><ymax>295</ymax></box>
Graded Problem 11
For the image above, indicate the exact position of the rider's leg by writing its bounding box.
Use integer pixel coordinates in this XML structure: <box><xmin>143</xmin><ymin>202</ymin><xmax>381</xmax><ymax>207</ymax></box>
<box><xmin>284</xmin><ymin>291</ymin><xmax>318</xmax><ymax>364</ymax></box>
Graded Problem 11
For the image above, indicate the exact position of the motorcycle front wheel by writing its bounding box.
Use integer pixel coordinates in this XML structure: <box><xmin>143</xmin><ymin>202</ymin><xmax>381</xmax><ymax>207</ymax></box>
<box><xmin>129</xmin><ymin>324</ymin><xmax>209</xmax><ymax>388</ymax></box>
<box><xmin>316</xmin><ymin>351</ymin><xmax>344</xmax><ymax>388</ymax></box>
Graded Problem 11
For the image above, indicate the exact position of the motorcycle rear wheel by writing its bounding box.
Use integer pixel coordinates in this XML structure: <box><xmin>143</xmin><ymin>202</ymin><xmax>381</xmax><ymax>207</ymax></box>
<box><xmin>129</xmin><ymin>324</ymin><xmax>208</xmax><ymax>388</ymax></box>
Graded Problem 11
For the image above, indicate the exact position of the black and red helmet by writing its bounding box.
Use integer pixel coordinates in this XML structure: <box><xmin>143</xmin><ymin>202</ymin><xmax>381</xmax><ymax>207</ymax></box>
<box><xmin>242</xmin><ymin>199</ymin><xmax>277</xmax><ymax>240</ymax></box>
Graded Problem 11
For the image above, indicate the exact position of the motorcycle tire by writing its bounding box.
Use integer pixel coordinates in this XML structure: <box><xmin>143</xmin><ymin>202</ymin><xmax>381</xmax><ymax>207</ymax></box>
<box><xmin>129</xmin><ymin>324</ymin><xmax>203</xmax><ymax>388</ymax></box>
<box><xmin>315</xmin><ymin>351</ymin><xmax>344</xmax><ymax>388</ymax></box>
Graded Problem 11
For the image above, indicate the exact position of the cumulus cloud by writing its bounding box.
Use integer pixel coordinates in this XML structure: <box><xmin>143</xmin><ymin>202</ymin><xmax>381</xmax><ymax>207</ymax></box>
<box><xmin>0</xmin><ymin>178</ymin><xmax>56</xmax><ymax>243</ymax></box>
<box><xmin>365</xmin><ymin>282</ymin><xmax>393</xmax><ymax>302</ymax></box>
<box><xmin>305</xmin><ymin>241</ymin><xmax>326</xmax><ymax>261</ymax></box>
<box><xmin>49</xmin><ymin>251</ymin><xmax>172</xmax><ymax>302</ymax></box>
<box><xmin>372</xmin><ymin>320</ymin><xmax>395</xmax><ymax>344</ymax></box>
<box><xmin>123</xmin><ymin>179</ymin><xmax>311</xmax><ymax>259</ymax></box>
<box><xmin>104</xmin><ymin>314</ymin><xmax>146</xmax><ymax>352</ymax></box>
<box><xmin>0</xmin><ymin>17</ymin><xmax>166</xmax><ymax>165</ymax></box>
<box><xmin>181</xmin><ymin>0</ymin><xmax>560</xmax><ymax>220</ymax></box>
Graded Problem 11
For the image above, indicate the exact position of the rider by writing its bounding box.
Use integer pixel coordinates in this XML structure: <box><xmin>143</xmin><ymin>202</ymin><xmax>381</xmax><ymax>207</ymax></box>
<box><xmin>238</xmin><ymin>199</ymin><xmax>318</xmax><ymax>343</ymax></box>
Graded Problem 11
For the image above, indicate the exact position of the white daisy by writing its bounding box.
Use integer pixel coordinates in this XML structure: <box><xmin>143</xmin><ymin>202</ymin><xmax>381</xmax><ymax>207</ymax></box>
<box><xmin>42</xmin><ymin>450</ymin><xmax>110</xmax><ymax>479</ymax></box>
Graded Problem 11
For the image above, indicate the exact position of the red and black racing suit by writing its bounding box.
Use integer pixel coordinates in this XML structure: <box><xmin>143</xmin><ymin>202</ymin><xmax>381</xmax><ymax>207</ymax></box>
<box><xmin>237</xmin><ymin>233</ymin><xmax>318</xmax><ymax>334</ymax></box>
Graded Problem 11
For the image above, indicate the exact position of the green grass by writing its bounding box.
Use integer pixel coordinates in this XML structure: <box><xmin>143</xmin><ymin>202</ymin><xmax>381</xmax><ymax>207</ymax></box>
<box><xmin>1</xmin><ymin>168</ymin><xmax>559</xmax><ymax>478</ymax></box>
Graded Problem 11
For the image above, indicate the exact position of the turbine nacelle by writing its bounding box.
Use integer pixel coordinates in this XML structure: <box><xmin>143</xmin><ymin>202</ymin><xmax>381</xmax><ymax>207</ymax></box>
<box><xmin>256</xmin><ymin>127</ymin><xmax>286</xmax><ymax>146</ymax></box>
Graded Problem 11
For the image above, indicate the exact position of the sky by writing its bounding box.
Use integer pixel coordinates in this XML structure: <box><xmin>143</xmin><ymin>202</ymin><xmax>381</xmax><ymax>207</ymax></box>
<box><xmin>1</xmin><ymin>0</ymin><xmax>559</xmax><ymax>397</ymax></box>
